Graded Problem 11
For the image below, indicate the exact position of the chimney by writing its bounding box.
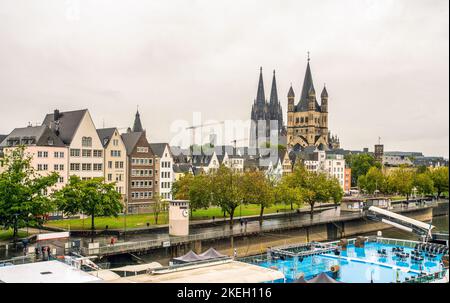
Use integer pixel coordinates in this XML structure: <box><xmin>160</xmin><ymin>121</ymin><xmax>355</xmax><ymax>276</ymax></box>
<box><xmin>54</xmin><ymin>109</ymin><xmax>60</xmax><ymax>121</ymax></box>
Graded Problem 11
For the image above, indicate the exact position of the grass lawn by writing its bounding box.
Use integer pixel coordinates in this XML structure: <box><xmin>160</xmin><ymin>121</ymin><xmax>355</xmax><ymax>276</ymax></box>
<box><xmin>0</xmin><ymin>229</ymin><xmax>28</xmax><ymax>242</ymax></box>
<box><xmin>45</xmin><ymin>203</ymin><xmax>295</xmax><ymax>230</ymax></box>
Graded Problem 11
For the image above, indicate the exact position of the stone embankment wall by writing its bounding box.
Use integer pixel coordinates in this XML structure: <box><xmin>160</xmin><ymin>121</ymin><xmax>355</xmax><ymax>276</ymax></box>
<box><xmin>130</xmin><ymin>207</ymin><xmax>433</xmax><ymax>266</ymax></box>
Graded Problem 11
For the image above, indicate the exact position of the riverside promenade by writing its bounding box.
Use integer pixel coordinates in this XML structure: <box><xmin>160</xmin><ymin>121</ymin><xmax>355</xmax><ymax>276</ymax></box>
<box><xmin>78</xmin><ymin>200</ymin><xmax>439</xmax><ymax>257</ymax></box>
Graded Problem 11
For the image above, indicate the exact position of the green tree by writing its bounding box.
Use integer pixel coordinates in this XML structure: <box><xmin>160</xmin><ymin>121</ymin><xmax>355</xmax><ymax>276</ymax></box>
<box><xmin>188</xmin><ymin>174</ymin><xmax>211</xmax><ymax>216</ymax></box>
<box><xmin>209</xmin><ymin>165</ymin><xmax>244</xmax><ymax>228</ymax></box>
<box><xmin>358</xmin><ymin>166</ymin><xmax>384</xmax><ymax>195</ymax></box>
<box><xmin>345</xmin><ymin>153</ymin><xmax>381</xmax><ymax>187</ymax></box>
<box><xmin>416</xmin><ymin>165</ymin><xmax>428</xmax><ymax>174</ymax></box>
<box><xmin>388</xmin><ymin>167</ymin><xmax>415</xmax><ymax>200</ymax></box>
<box><xmin>152</xmin><ymin>194</ymin><xmax>168</xmax><ymax>225</ymax></box>
<box><xmin>274</xmin><ymin>180</ymin><xmax>304</xmax><ymax>211</ymax></box>
<box><xmin>172</xmin><ymin>173</ymin><xmax>194</xmax><ymax>200</ymax></box>
<box><xmin>327</xmin><ymin>177</ymin><xmax>344</xmax><ymax>207</ymax></box>
<box><xmin>303</xmin><ymin>172</ymin><xmax>332</xmax><ymax>218</ymax></box>
<box><xmin>429</xmin><ymin>167</ymin><xmax>449</xmax><ymax>198</ymax></box>
<box><xmin>0</xmin><ymin>147</ymin><xmax>59</xmax><ymax>242</ymax></box>
<box><xmin>54</xmin><ymin>176</ymin><xmax>122</xmax><ymax>234</ymax></box>
<box><xmin>241</xmin><ymin>171</ymin><xmax>274</xmax><ymax>223</ymax></box>
<box><xmin>413</xmin><ymin>173</ymin><xmax>434</xmax><ymax>197</ymax></box>
<box><xmin>282</xmin><ymin>165</ymin><xmax>308</xmax><ymax>210</ymax></box>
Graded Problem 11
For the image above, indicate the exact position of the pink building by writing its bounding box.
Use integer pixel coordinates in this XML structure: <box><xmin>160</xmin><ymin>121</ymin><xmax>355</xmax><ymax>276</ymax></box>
<box><xmin>0</xmin><ymin>125</ymin><xmax>69</xmax><ymax>192</ymax></box>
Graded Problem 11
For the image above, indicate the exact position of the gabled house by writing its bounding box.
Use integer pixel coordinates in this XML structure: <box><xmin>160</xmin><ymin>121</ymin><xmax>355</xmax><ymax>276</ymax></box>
<box><xmin>97</xmin><ymin>128</ymin><xmax>128</xmax><ymax>199</ymax></box>
<box><xmin>121</xmin><ymin>110</ymin><xmax>156</xmax><ymax>213</ymax></box>
<box><xmin>0</xmin><ymin>125</ymin><xmax>68</xmax><ymax>190</ymax></box>
<box><xmin>42</xmin><ymin>109</ymin><xmax>104</xmax><ymax>181</ymax></box>
<box><xmin>150</xmin><ymin>143</ymin><xmax>174</xmax><ymax>200</ymax></box>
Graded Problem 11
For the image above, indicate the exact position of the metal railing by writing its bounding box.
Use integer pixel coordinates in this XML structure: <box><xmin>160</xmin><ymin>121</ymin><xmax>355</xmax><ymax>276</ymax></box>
<box><xmin>403</xmin><ymin>268</ymin><xmax>448</xmax><ymax>283</ymax></box>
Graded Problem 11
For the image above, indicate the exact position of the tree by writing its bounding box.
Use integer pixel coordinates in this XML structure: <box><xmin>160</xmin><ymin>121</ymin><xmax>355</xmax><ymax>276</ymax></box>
<box><xmin>209</xmin><ymin>165</ymin><xmax>244</xmax><ymax>228</ymax></box>
<box><xmin>0</xmin><ymin>147</ymin><xmax>59</xmax><ymax>243</ymax></box>
<box><xmin>282</xmin><ymin>165</ymin><xmax>308</xmax><ymax>210</ymax></box>
<box><xmin>172</xmin><ymin>173</ymin><xmax>194</xmax><ymax>200</ymax></box>
<box><xmin>413</xmin><ymin>173</ymin><xmax>434</xmax><ymax>197</ymax></box>
<box><xmin>241</xmin><ymin>171</ymin><xmax>274</xmax><ymax>223</ymax></box>
<box><xmin>274</xmin><ymin>181</ymin><xmax>303</xmax><ymax>211</ymax></box>
<box><xmin>429</xmin><ymin>167</ymin><xmax>449</xmax><ymax>198</ymax></box>
<box><xmin>54</xmin><ymin>176</ymin><xmax>122</xmax><ymax>234</ymax></box>
<box><xmin>327</xmin><ymin>177</ymin><xmax>344</xmax><ymax>207</ymax></box>
<box><xmin>358</xmin><ymin>166</ymin><xmax>384</xmax><ymax>195</ymax></box>
<box><xmin>302</xmin><ymin>172</ymin><xmax>332</xmax><ymax>218</ymax></box>
<box><xmin>188</xmin><ymin>174</ymin><xmax>211</xmax><ymax>216</ymax></box>
<box><xmin>345</xmin><ymin>153</ymin><xmax>381</xmax><ymax>187</ymax></box>
<box><xmin>388</xmin><ymin>167</ymin><xmax>415</xmax><ymax>200</ymax></box>
<box><xmin>152</xmin><ymin>194</ymin><xmax>168</xmax><ymax>225</ymax></box>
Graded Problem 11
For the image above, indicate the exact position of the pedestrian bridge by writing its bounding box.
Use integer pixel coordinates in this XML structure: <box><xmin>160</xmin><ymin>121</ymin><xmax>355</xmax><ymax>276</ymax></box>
<box><xmin>367</xmin><ymin>206</ymin><xmax>435</xmax><ymax>238</ymax></box>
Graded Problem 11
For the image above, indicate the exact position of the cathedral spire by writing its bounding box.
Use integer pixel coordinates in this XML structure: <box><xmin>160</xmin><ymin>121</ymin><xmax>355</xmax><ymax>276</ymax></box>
<box><xmin>256</xmin><ymin>66</ymin><xmax>265</xmax><ymax>104</ymax></box>
<box><xmin>132</xmin><ymin>109</ymin><xmax>144</xmax><ymax>132</ymax></box>
<box><xmin>269</xmin><ymin>69</ymin><xmax>278</xmax><ymax>106</ymax></box>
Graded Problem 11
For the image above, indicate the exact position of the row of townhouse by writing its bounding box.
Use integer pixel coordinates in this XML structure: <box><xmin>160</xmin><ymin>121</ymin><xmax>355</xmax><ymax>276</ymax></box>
<box><xmin>0</xmin><ymin>109</ymin><xmax>175</xmax><ymax>214</ymax></box>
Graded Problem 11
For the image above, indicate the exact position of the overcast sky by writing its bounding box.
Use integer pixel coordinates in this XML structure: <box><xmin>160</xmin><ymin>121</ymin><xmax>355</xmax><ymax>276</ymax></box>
<box><xmin>0</xmin><ymin>0</ymin><xmax>448</xmax><ymax>157</ymax></box>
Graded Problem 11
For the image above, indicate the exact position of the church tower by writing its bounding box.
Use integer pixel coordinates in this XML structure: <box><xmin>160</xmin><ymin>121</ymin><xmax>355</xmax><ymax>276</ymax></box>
<box><xmin>250</xmin><ymin>67</ymin><xmax>285</xmax><ymax>148</ymax></box>
<box><xmin>287</xmin><ymin>56</ymin><xmax>335</xmax><ymax>151</ymax></box>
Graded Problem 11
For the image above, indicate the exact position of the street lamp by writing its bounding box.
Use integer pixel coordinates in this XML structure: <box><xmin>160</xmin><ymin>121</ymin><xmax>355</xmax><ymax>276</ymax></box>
<box><xmin>124</xmin><ymin>197</ymin><xmax>128</xmax><ymax>241</ymax></box>
<box><xmin>26</xmin><ymin>213</ymin><xmax>32</xmax><ymax>236</ymax></box>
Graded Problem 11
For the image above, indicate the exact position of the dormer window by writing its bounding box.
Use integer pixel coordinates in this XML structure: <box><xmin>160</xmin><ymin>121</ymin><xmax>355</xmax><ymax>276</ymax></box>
<box><xmin>48</xmin><ymin>138</ymin><xmax>54</xmax><ymax>146</ymax></box>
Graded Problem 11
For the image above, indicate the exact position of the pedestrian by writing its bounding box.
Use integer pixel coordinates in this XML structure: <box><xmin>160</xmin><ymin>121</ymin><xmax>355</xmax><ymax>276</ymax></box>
<box><xmin>244</xmin><ymin>219</ymin><xmax>248</xmax><ymax>229</ymax></box>
<box><xmin>239</xmin><ymin>218</ymin><xmax>243</xmax><ymax>228</ymax></box>
<box><xmin>110</xmin><ymin>237</ymin><xmax>115</xmax><ymax>246</ymax></box>
<box><xmin>212</xmin><ymin>216</ymin><xmax>215</xmax><ymax>222</ymax></box>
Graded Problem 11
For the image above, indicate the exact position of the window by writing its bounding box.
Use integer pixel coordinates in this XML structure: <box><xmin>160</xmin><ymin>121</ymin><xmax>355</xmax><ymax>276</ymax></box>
<box><xmin>82</xmin><ymin>163</ymin><xmax>92</xmax><ymax>171</ymax></box>
<box><xmin>108</xmin><ymin>161</ymin><xmax>113</xmax><ymax>169</ymax></box>
<box><xmin>113</xmin><ymin>139</ymin><xmax>119</xmax><ymax>146</ymax></box>
<box><xmin>93</xmin><ymin>163</ymin><xmax>102</xmax><ymax>171</ymax></box>
<box><xmin>70</xmin><ymin>163</ymin><xmax>80</xmax><ymax>171</ymax></box>
<box><xmin>137</xmin><ymin>147</ymin><xmax>148</xmax><ymax>153</ymax></box>
<box><xmin>37</xmin><ymin>151</ymin><xmax>48</xmax><ymax>158</ymax></box>
<box><xmin>82</xmin><ymin>137</ymin><xmax>92</xmax><ymax>147</ymax></box>
<box><xmin>54</xmin><ymin>151</ymin><xmax>59</xmax><ymax>158</ymax></box>
<box><xmin>59</xmin><ymin>177</ymin><xmax>64</xmax><ymax>183</ymax></box>
<box><xmin>93</xmin><ymin>150</ymin><xmax>103</xmax><ymax>157</ymax></box>
<box><xmin>82</xmin><ymin>149</ymin><xmax>92</xmax><ymax>157</ymax></box>
<box><xmin>107</xmin><ymin>174</ymin><xmax>112</xmax><ymax>181</ymax></box>
<box><xmin>111</xmin><ymin>150</ymin><xmax>121</xmax><ymax>157</ymax></box>
<box><xmin>70</xmin><ymin>149</ymin><xmax>80</xmax><ymax>157</ymax></box>
<box><xmin>59</xmin><ymin>152</ymin><xmax>64</xmax><ymax>158</ymax></box>
<box><xmin>54</xmin><ymin>164</ymin><xmax>59</xmax><ymax>171</ymax></box>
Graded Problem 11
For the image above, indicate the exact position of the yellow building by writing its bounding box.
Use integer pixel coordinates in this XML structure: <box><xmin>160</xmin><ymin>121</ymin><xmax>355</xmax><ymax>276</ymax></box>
<box><xmin>97</xmin><ymin>128</ymin><xmax>128</xmax><ymax>200</ymax></box>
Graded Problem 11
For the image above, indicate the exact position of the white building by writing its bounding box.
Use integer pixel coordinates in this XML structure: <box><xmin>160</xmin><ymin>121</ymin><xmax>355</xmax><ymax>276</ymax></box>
<box><xmin>302</xmin><ymin>149</ymin><xmax>346</xmax><ymax>189</ymax></box>
<box><xmin>42</xmin><ymin>109</ymin><xmax>104</xmax><ymax>181</ymax></box>
<box><xmin>150</xmin><ymin>143</ymin><xmax>174</xmax><ymax>200</ymax></box>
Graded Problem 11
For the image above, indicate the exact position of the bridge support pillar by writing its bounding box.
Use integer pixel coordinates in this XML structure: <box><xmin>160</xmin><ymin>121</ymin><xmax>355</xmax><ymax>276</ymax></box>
<box><xmin>193</xmin><ymin>240</ymin><xmax>202</xmax><ymax>254</ymax></box>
